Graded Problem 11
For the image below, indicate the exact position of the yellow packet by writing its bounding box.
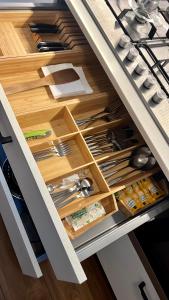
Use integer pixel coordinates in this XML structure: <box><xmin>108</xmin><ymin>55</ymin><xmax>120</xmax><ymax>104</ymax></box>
<box><xmin>140</xmin><ymin>178</ymin><xmax>164</xmax><ymax>200</ymax></box>
<box><xmin>118</xmin><ymin>189</ymin><xmax>139</xmax><ymax>214</ymax></box>
<box><xmin>125</xmin><ymin>186</ymin><xmax>144</xmax><ymax>209</ymax></box>
<box><xmin>137</xmin><ymin>180</ymin><xmax>156</xmax><ymax>204</ymax></box>
<box><xmin>132</xmin><ymin>182</ymin><xmax>148</xmax><ymax>206</ymax></box>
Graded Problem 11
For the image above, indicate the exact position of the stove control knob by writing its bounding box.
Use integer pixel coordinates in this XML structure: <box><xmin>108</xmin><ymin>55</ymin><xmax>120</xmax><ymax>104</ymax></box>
<box><xmin>119</xmin><ymin>35</ymin><xmax>130</xmax><ymax>48</ymax></box>
<box><xmin>152</xmin><ymin>90</ymin><xmax>166</xmax><ymax>104</ymax></box>
<box><xmin>134</xmin><ymin>62</ymin><xmax>147</xmax><ymax>75</ymax></box>
<box><xmin>127</xmin><ymin>47</ymin><xmax>139</xmax><ymax>61</ymax></box>
<box><xmin>143</xmin><ymin>75</ymin><xmax>157</xmax><ymax>89</ymax></box>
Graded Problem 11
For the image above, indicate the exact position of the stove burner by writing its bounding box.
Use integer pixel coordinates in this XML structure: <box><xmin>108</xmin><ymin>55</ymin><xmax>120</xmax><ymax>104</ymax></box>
<box><xmin>105</xmin><ymin>0</ymin><xmax>169</xmax><ymax>97</ymax></box>
<box><xmin>129</xmin><ymin>0</ymin><xmax>160</xmax><ymax>24</ymax></box>
<box><xmin>82</xmin><ymin>0</ymin><xmax>169</xmax><ymax>144</ymax></box>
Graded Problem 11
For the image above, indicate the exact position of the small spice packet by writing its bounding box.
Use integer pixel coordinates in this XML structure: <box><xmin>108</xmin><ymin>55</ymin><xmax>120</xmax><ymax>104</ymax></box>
<box><xmin>66</xmin><ymin>202</ymin><xmax>106</xmax><ymax>231</ymax></box>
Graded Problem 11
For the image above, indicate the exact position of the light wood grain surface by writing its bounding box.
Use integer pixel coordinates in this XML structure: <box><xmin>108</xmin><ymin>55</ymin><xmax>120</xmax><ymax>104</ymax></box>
<box><xmin>0</xmin><ymin>9</ymin><xmax>162</xmax><ymax>237</ymax></box>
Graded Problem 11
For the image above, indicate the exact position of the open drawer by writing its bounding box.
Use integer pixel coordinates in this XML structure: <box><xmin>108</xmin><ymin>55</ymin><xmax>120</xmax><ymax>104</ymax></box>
<box><xmin>0</xmin><ymin>6</ymin><xmax>168</xmax><ymax>285</ymax></box>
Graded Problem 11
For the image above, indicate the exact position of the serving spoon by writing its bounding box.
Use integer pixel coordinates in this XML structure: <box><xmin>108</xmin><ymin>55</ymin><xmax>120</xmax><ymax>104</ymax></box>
<box><xmin>107</xmin><ymin>154</ymin><xmax>156</xmax><ymax>186</ymax></box>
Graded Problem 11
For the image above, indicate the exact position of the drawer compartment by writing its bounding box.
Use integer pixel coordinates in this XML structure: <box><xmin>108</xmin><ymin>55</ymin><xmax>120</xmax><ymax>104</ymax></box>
<box><xmin>64</xmin><ymin>195</ymin><xmax>116</xmax><ymax>239</ymax></box>
<box><xmin>54</xmin><ymin>164</ymin><xmax>112</xmax><ymax>219</ymax></box>
<box><xmin>18</xmin><ymin>106</ymin><xmax>78</xmax><ymax>142</ymax></box>
<box><xmin>0</xmin><ymin>47</ymin><xmax>167</xmax><ymax>238</ymax></box>
<box><xmin>30</xmin><ymin>134</ymin><xmax>93</xmax><ymax>181</ymax></box>
<box><xmin>0</xmin><ymin>10</ymin><xmax>89</xmax><ymax>56</ymax></box>
<box><xmin>68</xmin><ymin>94</ymin><xmax>127</xmax><ymax>131</ymax></box>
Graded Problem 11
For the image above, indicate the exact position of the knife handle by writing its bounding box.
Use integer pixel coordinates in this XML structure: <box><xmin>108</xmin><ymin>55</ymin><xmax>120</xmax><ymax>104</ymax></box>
<box><xmin>37</xmin><ymin>41</ymin><xmax>68</xmax><ymax>49</ymax></box>
<box><xmin>29</xmin><ymin>23</ymin><xmax>58</xmax><ymax>29</ymax></box>
<box><xmin>38</xmin><ymin>46</ymin><xmax>66</xmax><ymax>52</ymax></box>
<box><xmin>30</xmin><ymin>27</ymin><xmax>58</xmax><ymax>33</ymax></box>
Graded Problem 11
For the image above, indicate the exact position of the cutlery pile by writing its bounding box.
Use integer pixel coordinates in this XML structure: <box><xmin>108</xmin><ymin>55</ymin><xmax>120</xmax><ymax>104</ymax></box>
<box><xmin>84</xmin><ymin>126</ymin><xmax>138</xmax><ymax>156</ymax></box>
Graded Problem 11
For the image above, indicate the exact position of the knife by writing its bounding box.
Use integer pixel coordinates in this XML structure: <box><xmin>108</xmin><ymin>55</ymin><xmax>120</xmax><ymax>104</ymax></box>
<box><xmin>29</xmin><ymin>23</ymin><xmax>58</xmax><ymax>33</ymax></box>
<box><xmin>37</xmin><ymin>41</ymin><xmax>68</xmax><ymax>49</ymax></box>
<box><xmin>38</xmin><ymin>46</ymin><xmax>67</xmax><ymax>52</ymax></box>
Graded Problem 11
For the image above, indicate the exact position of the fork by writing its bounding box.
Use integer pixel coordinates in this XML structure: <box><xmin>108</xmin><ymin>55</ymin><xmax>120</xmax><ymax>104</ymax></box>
<box><xmin>33</xmin><ymin>142</ymin><xmax>71</xmax><ymax>161</ymax></box>
<box><xmin>75</xmin><ymin>102</ymin><xmax>125</xmax><ymax>127</ymax></box>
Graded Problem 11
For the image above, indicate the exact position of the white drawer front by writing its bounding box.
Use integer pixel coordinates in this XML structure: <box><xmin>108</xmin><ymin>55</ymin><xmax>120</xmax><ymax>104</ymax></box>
<box><xmin>98</xmin><ymin>235</ymin><xmax>161</xmax><ymax>300</ymax></box>
<box><xmin>75</xmin><ymin>200</ymin><xmax>169</xmax><ymax>262</ymax></box>
<box><xmin>0</xmin><ymin>85</ymin><xmax>86</xmax><ymax>283</ymax></box>
<box><xmin>0</xmin><ymin>167</ymin><xmax>42</xmax><ymax>278</ymax></box>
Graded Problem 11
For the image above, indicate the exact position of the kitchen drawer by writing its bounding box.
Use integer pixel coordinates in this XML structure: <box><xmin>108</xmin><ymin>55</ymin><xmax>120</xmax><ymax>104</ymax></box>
<box><xmin>0</xmin><ymin>10</ymin><xmax>89</xmax><ymax>56</ymax></box>
<box><xmin>97</xmin><ymin>234</ymin><xmax>167</xmax><ymax>300</ymax></box>
<box><xmin>74</xmin><ymin>198</ymin><xmax>169</xmax><ymax>261</ymax></box>
<box><xmin>0</xmin><ymin>7</ymin><xmax>168</xmax><ymax>284</ymax></box>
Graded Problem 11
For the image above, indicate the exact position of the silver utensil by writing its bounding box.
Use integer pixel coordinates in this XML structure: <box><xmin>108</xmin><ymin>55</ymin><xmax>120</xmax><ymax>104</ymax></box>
<box><xmin>52</xmin><ymin>178</ymin><xmax>93</xmax><ymax>203</ymax></box>
<box><xmin>108</xmin><ymin>172</ymin><xmax>136</xmax><ymax>187</ymax></box>
<box><xmin>85</xmin><ymin>132</ymin><xmax>119</xmax><ymax>157</ymax></box>
<box><xmin>55</xmin><ymin>188</ymin><xmax>93</xmax><ymax>209</ymax></box>
<box><xmin>33</xmin><ymin>141</ymin><xmax>71</xmax><ymax>161</ymax></box>
<box><xmin>99</xmin><ymin>157</ymin><xmax>129</xmax><ymax>171</ymax></box>
<box><xmin>85</xmin><ymin>127</ymin><xmax>138</xmax><ymax>157</ymax></box>
<box><xmin>52</xmin><ymin>182</ymin><xmax>81</xmax><ymax>202</ymax></box>
<box><xmin>104</xmin><ymin>166</ymin><xmax>129</xmax><ymax>179</ymax></box>
<box><xmin>76</xmin><ymin>102</ymin><xmax>124</xmax><ymax>127</ymax></box>
<box><xmin>47</xmin><ymin>181</ymin><xmax>73</xmax><ymax>194</ymax></box>
<box><xmin>47</xmin><ymin>183</ymin><xmax>64</xmax><ymax>194</ymax></box>
<box><xmin>107</xmin><ymin>154</ymin><xmax>156</xmax><ymax>187</ymax></box>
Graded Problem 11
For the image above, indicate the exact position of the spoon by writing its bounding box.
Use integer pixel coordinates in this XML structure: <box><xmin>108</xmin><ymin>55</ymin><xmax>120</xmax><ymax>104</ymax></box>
<box><xmin>52</xmin><ymin>178</ymin><xmax>93</xmax><ymax>202</ymax></box>
<box><xmin>107</xmin><ymin>154</ymin><xmax>156</xmax><ymax>186</ymax></box>
<box><xmin>103</xmin><ymin>154</ymin><xmax>148</xmax><ymax>179</ymax></box>
<box><xmin>99</xmin><ymin>146</ymin><xmax>152</xmax><ymax>172</ymax></box>
<box><xmin>132</xmin><ymin>145</ymin><xmax>152</xmax><ymax>156</ymax></box>
<box><xmin>47</xmin><ymin>182</ymin><xmax>72</xmax><ymax>194</ymax></box>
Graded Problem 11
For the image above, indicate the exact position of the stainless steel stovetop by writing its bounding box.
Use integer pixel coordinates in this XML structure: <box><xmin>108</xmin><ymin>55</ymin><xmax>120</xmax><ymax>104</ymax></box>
<box><xmin>82</xmin><ymin>0</ymin><xmax>169</xmax><ymax>143</ymax></box>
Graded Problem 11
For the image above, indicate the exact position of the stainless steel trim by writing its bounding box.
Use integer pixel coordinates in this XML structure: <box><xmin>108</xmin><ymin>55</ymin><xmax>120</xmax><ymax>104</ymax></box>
<box><xmin>76</xmin><ymin>199</ymin><xmax>169</xmax><ymax>262</ymax></box>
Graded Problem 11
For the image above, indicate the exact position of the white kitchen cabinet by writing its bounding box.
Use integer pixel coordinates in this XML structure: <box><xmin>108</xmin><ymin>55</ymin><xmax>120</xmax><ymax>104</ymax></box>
<box><xmin>98</xmin><ymin>234</ymin><xmax>167</xmax><ymax>300</ymax></box>
<box><xmin>0</xmin><ymin>0</ymin><xmax>168</xmax><ymax>287</ymax></box>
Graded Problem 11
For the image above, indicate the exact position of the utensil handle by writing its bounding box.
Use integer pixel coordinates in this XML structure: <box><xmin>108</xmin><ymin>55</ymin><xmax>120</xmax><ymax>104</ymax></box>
<box><xmin>52</xmin><ymin>188</ymin><xmax>78</xmax><ymax>202</ymax></box>
<box><xmin>104</xmin><ymin>170</ymin><xmax>117</xmax><ymax>179</ymax></box>
<box><xmin>108</xmin><ymin>170</ymin><xmax>135</xmax><ymax>186</ymax></box>
<box><xmin>108</xmin><ymin>176</ymin><xmax>124</xmax><ymax>186</ymax></box>
<box><xmin>51</xmin><ymin>188</ymin><xmax>72</xmax><ymax>198</ymax></box>
<box><xmin>33</xmin><ymin>148</ymin><xmax>56</xmax><ymax>161</ymax></box>
<box><xmin>104</xmin><ymin>165</ymin><xmax>128</xmax><ymax>179</ymax></box>
<box><xmin>101</xmin><ymin>158</ymin><xmax>129</xmax><ymax>171</ymax></box>
<box><xmin>55</xmin><ymin>195</ymin><xmax>79</xmax><ymax>209</ymax></box>
<box><xmin>4</xmin><ymin>77</ymin><xmax>49</xmax><ymax>96</ymax></box>
<box><xmin>79</xmin><ymin>113</ymin><xmax>110</xmax><ymax>127</ymax></box>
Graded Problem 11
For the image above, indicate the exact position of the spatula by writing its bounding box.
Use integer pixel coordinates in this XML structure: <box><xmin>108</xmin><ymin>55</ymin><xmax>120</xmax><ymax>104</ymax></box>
<box><xmin>4</xmin><ymin>68</ymin><xmax>80</xmax><ymax>96</ymax></box>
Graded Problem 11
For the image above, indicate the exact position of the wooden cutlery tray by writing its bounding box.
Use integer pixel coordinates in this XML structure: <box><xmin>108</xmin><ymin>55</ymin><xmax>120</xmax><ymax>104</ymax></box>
<box><xmin>0</xmin><ymin>10</ymin><xmax>89</xmax><ymax>57</ymax></box>
<box><xmin>0</xmin><ymin>10</ymin><xmax>166</xmax><ymax>238</ymax></box>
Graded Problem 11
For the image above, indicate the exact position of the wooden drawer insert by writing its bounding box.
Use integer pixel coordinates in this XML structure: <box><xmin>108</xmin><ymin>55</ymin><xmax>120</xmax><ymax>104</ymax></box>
<box><xmin>0</xmin><ymin>10</ymin><xmax>165</xmax><ymax>239</ymax></box>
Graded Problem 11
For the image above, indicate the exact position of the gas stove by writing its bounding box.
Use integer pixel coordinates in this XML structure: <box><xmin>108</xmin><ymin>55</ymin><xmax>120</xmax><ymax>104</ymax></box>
<box><xmin>82</xmin><ymin>0</ymin><xmax>169</xmax><ymax>142</ymax></box>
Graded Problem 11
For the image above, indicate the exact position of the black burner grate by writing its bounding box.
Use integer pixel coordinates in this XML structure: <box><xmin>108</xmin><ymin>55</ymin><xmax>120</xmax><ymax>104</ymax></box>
<box><xmin>104</xmin><ymin>0</ymin><xmax>169</xmax><ymax>97</ymax></box>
